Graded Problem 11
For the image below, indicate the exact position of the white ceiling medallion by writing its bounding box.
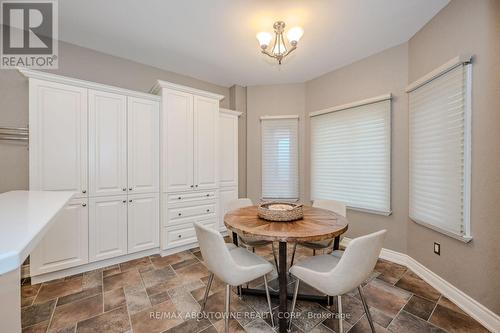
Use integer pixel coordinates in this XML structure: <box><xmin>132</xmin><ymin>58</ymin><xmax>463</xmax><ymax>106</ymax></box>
<box><xmin>256</xmin><ymin>21</ymin><xmax>304</xmax><ymax>65</ymax></box>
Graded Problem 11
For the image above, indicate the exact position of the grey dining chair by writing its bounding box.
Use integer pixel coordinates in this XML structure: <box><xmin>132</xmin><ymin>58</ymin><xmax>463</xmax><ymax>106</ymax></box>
<box><xmin>227</xmin><ymin>198</ymin><xmax>279</xmax><ymax>270</ymax></box>
<box><xmin>194</xmin><ymin>222</ymin><xmax>275</xmax><ymax>332</ymax></box>
<box><xmin>290</xmin><ymin>199</ymin><xmax>347</xmax><ymax>266</ymax></box>
<box><xmin>288</xmin><ymin>229</ymin><xmax>387</xmax><ymax>333</ymax></box>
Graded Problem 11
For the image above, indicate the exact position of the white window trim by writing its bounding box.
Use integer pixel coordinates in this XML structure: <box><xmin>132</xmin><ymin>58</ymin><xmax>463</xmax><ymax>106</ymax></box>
<box><xmin>407</xmin><ymin>59</ymin><xmax>473</xmax><ymax>243</ymax></box>
<box><xmin>310</xmin><ymin>94</ymin><xmax>392</xmax><ymax>215</ymax></box>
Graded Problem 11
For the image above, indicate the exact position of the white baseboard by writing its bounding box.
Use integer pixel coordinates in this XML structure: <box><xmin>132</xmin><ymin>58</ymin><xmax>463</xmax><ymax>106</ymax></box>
<box><xmin>31</xmin><ymin>247</ymin><xmax>159</xmax><ymax>284</ymax></box>
<box><xmin>341</xmin><ymin>237</ymin><xmax>500</xmax><ymax>333</ymax></box>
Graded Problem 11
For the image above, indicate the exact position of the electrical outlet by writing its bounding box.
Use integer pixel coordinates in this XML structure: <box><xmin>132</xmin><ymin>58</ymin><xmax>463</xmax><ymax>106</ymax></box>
<box><xmin>434</xmin><ymin>242</ymin><xmax>441</xmax><ymax>255</ymax></box>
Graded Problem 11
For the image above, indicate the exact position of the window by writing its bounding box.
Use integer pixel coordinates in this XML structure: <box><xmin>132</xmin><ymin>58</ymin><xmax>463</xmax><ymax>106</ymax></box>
<box><xmin>261</xmin><ymin>116</ymin><xmax>299</xmax><ymax>200</ymax></box>
<box><xmin>408</xmin><ymin>58</ymin><xmax>472</xmax><ymax>241</ymax></box>
<box><xmin>310</xmin><ymin>95</ymin><xmax>391</xmax><ymax>214</ymax></box>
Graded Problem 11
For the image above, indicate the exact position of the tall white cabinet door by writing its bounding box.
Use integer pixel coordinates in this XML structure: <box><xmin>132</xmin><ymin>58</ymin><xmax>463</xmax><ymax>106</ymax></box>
<box><xmin>30</xmin><ymin>199</ymin><xmax>89</xmax><ymax>276</ymax></box>
<box><xmin>164</xmin><ymin>90</ymin><xmax>194</xmax><ymax>192</ymax></box>
<box><xmin>194</xmin><ymin>96</ymin><xmax>218</xmax><ymax>190</ymax></box>
<box><xmin>29</xmin><ymin>79</ymin><xmax>88</xmax><ymax>197</ymax></box>
<box><xmin>89</xmin><ymin>90</ymin><xmax>127</xmax><ymax>197</ymax></box>
<box><xmin>219</xmin><ymin>113</ymin><xmax>239</xmax><ymax>187</ymax></box>
<box><xmin>128</xmin><ymin>193</ymin><xmax>159</xmax><ymax>253</ymax></box>
<box><xmin>89</xmin><ymin>196</ymin><xmax>128</xmax><ymax>262</ymax></box>
<box><xmin>128</xmin><ymin>97</ymin><xmax>159</xmax><ymax>194</ymax></box>
<box><xmin>219</xmin><ymin>187</ymin><xmax>238</xmax><ymax>231</ymax></box>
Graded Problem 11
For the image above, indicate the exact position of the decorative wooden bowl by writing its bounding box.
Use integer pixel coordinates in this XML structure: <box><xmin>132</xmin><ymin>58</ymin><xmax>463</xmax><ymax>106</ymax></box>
<box><xmin>257</xmin><ymin>202</ymin><xmax>304</xmax><ymax>222</ymax></box>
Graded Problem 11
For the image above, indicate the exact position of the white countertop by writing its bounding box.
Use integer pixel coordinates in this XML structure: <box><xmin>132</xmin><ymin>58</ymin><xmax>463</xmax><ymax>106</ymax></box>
<box><xmin>0</xmin><ymin>191</ymin><xmax>75</xmax><ymax>275</ymax></box>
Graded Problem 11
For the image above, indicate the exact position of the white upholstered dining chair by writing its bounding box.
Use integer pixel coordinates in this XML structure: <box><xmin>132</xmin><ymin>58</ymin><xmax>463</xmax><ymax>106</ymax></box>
<box><xmin>194</xmin><ymin>222</ymin><xmax>275</xmax><ymax>332</ymax></box>
<box><xmin>227</xmin><ymin>198</ymin><xmax>279</xmax><ymax>269</ymax></box>
<box><xmin>290</xmin><ymin>199</ymin><xmax>347</xmax><ymax>266</ymax></box>
<box><xmin>288</xmin><ymin>229</ymin><xmax>386</xmax><ymax>333</ymax></box>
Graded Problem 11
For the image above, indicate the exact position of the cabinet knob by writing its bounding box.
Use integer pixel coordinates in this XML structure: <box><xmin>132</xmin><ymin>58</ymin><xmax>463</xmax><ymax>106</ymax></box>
<box><xmin>122</xmin><ymin>200</ymin><xmax>126</xmax><ymax>203</ymax></box>
<box><xmin>129</xmin><ymin>200</ymin><xmax>132</xmax><ymax>203</ymax></box>
<box><xmin>129</xmin><ymin>188</ymin><xmax>133</xmax><ymax>191</ymax></box>
<box><xmin>178</xmin><ymin>213</ymin><xmax>182</xmax><ymax>216</ymax></box>
<box><xmin>82</xmin><ymin>203</ymin><xmax>87</xmax><ymax>207</ymax></box>
<box><xmin>190</xmin><ymin>185</ymin><xmax>194</xmax><ymax>188</ymax></box>
<box><xmin>122</xmin><ymin>188</ymin><xmax>126</xmax><ymax>191</ymax></box>
<box><xmin>206</xmin><ymin>194</ymin><xmax>210</xmax><ymax>197</ymax></box>
<box><xmin>178</xmin><ymin>235</ymin><xmax>182</xmax><ymax>238</ymax></box>
<box><xmin>178</xmin><ymin>196</ymin><xmax>182</xmax><ymax>200</ymax></box>
<box><xmin>82</xmin><ymin>190</ymin><xmax>86</xmax><ymax>194</ymax></box>
<box><xmin>206</xmin><ymin>209</ymin><xmax>210</xmax><ymax>212</ymax></box>
<box><xmin>195</xmin><ymin>185</ymin><xmax>199</xmax><ymax>188</ymax></box>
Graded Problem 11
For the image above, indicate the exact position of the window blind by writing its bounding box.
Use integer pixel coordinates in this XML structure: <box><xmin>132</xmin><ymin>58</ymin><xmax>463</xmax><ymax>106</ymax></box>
<box><xmin>310</xmin><ymin>98</ymin><xmax>391</xmax><ymax>214</ymax></box>
<box><xmin>409</xmin><ymin>63</ymin><xmax>471</xmax><ymax>239</ymax></box>
<box><xmin>261</xmin><ymin>117</ymin><xmax>299</xmax><ymax>200</ymax></box>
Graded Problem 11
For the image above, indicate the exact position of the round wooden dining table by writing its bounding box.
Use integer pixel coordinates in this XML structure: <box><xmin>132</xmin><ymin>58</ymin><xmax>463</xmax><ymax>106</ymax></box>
<box><xmin>224</xmin><ymin>205</ymin><xmax>349</xmax><ymax>333</ymax></box>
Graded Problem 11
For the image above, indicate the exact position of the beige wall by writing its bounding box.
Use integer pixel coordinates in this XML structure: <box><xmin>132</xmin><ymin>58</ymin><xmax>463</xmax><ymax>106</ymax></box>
<box><xmin>304</xmin><ymin>43</ymin><xmax>409</xmax><ymax>253</ymax></box>
<box><xmin>0</xmin><ymin>41</ymin><xmax>230</xmax><ymax>194</ymax></box>
<box><xmin>246</xmin><ymin>83</ymin><xmax>306</xmax><ymax>203</ymax></box>
<box><xmin>407</xmin><ymin>0</ymin><xmax>500</xmax><ymax>314</ymax></box>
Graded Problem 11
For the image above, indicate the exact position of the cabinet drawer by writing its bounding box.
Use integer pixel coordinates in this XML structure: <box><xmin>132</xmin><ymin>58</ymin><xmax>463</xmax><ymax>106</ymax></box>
<box><xmin>167</xmin><ymin>191</ymin><xmax>216</xmax><ymax>203</ymax></box>
<box><xmin>169</xmin><ymin>203</ymin><xmax>216</xmax><ymax>221</ymax></box>
<box><xmin>165</xmin><ymin>219</ymin><xmax>216</xmax><ymax>248</ymax></box>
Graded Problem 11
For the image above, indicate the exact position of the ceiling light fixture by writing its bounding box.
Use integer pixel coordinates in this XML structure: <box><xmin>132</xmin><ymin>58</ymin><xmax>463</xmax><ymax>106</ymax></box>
<box><xmin>256</xmin><ymin>21</ymin><xmax>303</xmax><ymax>65</ymax></box>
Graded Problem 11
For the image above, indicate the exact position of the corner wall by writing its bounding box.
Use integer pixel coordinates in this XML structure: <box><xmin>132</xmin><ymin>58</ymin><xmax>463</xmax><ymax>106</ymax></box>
<box><xmin>304</xmin><ymin>43</ymin><xmax>409</xmax><ymax>253</ymax></box>
<box><xmin>246</xmin><ymin>83</ymin><xmax>306</xmax><ymax>203</ymax></box>
<box><xmin>407</xmin><ymin>0</ymin><xmax>500</xmax><ymax>314</ymax></box>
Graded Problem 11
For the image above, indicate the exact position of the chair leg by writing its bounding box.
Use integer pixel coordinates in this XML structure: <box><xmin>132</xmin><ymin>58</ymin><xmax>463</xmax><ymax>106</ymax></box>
<box><xmin>288</xmin><ymin>279</ymin><xmax>300</xmax><ymax>332</ymax></box>
<box><xmin>271</xmin><ymin>242</ymin><xmax>279</xmax><ymax>272</ymax></box>
<box><xmin>358</xmin><ymin>286</ymin><xmax>376</xmax><ymax>333</ymax></box>
<box><xmin>290</xmin><ymin>243</ymin><xmax>297</xmax><ymax>268</ymax></box>
<box><xmin>263</xmin><ymin>274</ymin><xmax>275</xmax><ymax>327</ymax></box>
<box><xmin>200</xmin><ymin>272</ymin><xmax>214</xmax><ymax>316</ymax></box>
<box><xmin>313</xmin><ymin>249</ymin><xmax>316</xmax><ymax>256</ymax></box>
<box><xmin>225</xmin><ymin>284</ymin><xmax>231</xmax><ymax>333</ymax></box>
<box><xmin>338</xmin><ymin>295</ymin><xmax>343</xmax><ymax>333</ymax></box>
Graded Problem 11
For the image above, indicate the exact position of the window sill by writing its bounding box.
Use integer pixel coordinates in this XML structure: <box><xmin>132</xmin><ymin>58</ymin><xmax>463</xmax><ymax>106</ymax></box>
<box><xmin>347</xmin><ymin>206</ymin><xmax>392</xmax><ymax>216</ymax></box>
<box><xmin>411</xmin><ymin>218</ymin><xmax>472</xmax><ymax>243</ymax></box>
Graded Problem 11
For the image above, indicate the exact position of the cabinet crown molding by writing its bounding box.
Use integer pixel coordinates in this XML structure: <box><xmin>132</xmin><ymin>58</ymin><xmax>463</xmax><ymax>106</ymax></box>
<box><xmin>18</xmin><ymin>68</ymin><xmax>160</xmax><ymax>101</ymax></box>
<box><xmin>220</xmin><ymin>108</ymin><xmax>242</xmax><ymax>117</ymax></box>
<box><xmin>151</xmin><ymin>80</ymin><xmax>225</xmax><ymax>101</ymax></box>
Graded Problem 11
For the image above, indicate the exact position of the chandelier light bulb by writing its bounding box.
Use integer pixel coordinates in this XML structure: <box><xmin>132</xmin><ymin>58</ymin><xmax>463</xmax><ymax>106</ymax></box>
<box><xmin>287</xmin><ymin>26</ymin><xmax>304</xmax><ymax>44</ymax></box>
<box><xmin>257</xmin><ymin>21</ymin><xmax>303</xmax><ymax>64</ymax></box>
<box><xmin>256</xmin><ymin>32</ymin><xmax>272</xmax><ymax>48</ymax></box>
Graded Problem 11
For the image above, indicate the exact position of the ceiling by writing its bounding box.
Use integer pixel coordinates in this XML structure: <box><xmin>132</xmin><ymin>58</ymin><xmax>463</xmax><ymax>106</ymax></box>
<box><xmin>58</xmin><ymin>0</ymin><xmax>449</xmax><ymax>87</ymax></box>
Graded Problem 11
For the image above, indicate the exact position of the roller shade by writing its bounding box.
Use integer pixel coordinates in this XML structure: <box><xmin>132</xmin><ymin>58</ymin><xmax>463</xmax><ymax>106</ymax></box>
<box><xmin>310</xmin><ymin>98</ymin><xmax>391</xmax><ymax>214</ymax></box>
<box><xmin>409</xmin><ymin>63</ymin><xmax>471</xmax><ymax>239</ymax></box>
<box><xmin>261</xmin><ymin>117</ymin><xmax>299</xmax><ymax>200</ymax></box>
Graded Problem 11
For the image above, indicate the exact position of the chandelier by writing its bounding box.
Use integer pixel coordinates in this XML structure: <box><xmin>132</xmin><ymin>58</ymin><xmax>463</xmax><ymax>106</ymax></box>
<box><xmin>256</xmin><ymin>21</ymin><xmax>304</xmax><ymax>65</ymax></box>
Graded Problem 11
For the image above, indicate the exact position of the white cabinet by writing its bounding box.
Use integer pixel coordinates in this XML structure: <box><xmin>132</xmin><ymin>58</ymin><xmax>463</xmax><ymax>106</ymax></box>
<box><xmin>194</xmin><ymin>96</ymin><xmax>218</xmax><ymax>190</ymax></box>
<box><xmin>218</xmin><ymin>109</ymin><xmax>242</xmax><ymax>231</ymax></box>
<box><xmin>89</xmin><ymin>196</ymin><xmax>128</xmax><ymax>262</ymax></box>
<box><xmin>163</xmin><ymin>89</ymin><xmax>194</xmax><ymax>192</ymax></box>
<box><xmin>219</xmin><ymin>110</ymin><xmax>239</xmax><ymax>187</ymax></box>
<box><xmin>29</xmin><ymin>79</ymin><xmax>88</xmax><ymax>197</ymax></box>
<box><xmin>89</xmin><ymin>90</ymin><xmax>127</xmax><ymax>197</ymax></box>
<box><xmin>30</xmin><ymin>198</ymin><xmax>89</xmax><ymax>276</ymax></box>
<box><xmin>161</xmin><ymin>88</ymin><xmax>220</xmax><ymax>193</ymax></box>
<box><xmin>24</xmin><ymin>69</ymin><xmax>161</xmax><ymax>279</ymax></box>
<box><xmin>128</xmin><ymin>97</ymin><xmax>159</xmax><ymax>194</ymax></box>
<box><xmin>128</xmin><ymin>193</ymin><xmax>159</xmax><ymax>253</ymax></box>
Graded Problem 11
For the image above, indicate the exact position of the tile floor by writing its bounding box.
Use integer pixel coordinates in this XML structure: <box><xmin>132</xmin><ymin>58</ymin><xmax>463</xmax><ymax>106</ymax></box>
<box><xmin>20</xmin><ymin>240</ymin><xmax>490</xmax><ymax>333</ymax></box>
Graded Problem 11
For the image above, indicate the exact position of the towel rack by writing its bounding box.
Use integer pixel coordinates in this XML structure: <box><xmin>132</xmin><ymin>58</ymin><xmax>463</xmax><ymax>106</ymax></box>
<box><xmin>0</xmin><ymin>126</ymin><xmax>29</xmax><ymax>142</ymax></box>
